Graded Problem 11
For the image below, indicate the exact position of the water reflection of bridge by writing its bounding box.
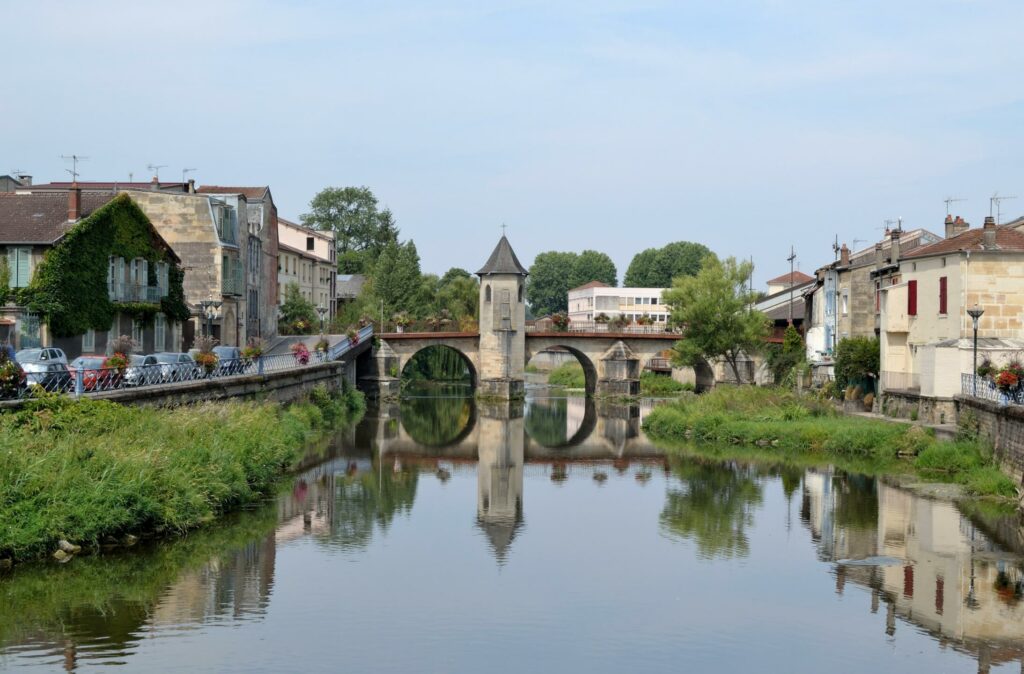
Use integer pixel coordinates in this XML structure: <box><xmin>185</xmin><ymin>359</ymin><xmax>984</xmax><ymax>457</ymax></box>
<box><xmin>802</xmin><ymin>468</ymin><xmax>1024</xmax><ymax>673</ymax></box>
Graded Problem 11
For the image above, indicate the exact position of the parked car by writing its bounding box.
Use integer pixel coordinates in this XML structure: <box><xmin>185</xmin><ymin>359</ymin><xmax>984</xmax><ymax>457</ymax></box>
<box><xmin>124</xmin><ymin>354</ymin><xmax>161</xmax><ymax>387</ymax></box>
<box><xmin>153</xmin><ymin>352</ymin><xmax>201</xmax><ymax>382</ymax></box>
<box><xmin>15</xmin><ymin>347</ymin><xmax>68</xmax><ymax>367</ymax></box>
<box><xmin>68</xmin><ymin>355</ymin><xmax>120</xmax><ymax>391</ymax></box>
<box><xmin>212</xmin><ymin>346</ymin><xmax>245</xmax><ymax>376</ymax></box>
<box><xmin>32</xmin><ymin>362</ymin><xmax>73</xmax><ymax>393</ymax></box>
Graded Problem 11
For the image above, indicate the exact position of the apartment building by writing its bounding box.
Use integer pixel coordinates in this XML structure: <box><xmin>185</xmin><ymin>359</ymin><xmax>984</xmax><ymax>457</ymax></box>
<box><xmin>277</xmin><ymin>217</ymin><xmax>336</xmax><ymax>318</ymax></box>
<box><xmin>567</xmin><ymin>281</ymin><xmax>669</xmax><ymax>324</ymax></box>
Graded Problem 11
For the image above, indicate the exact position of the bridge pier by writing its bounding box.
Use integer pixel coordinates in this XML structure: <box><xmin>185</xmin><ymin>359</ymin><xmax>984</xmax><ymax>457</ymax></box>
<box><xmin>596</xmin><ymin>341</ymin><xmax>640</xmax><ymax>397</ymax></box>
<box><xmin>357</xmin><ymin>340</ymin><xmax>401</xmax><ymax>399</ymax></box>
<box><xmin>478</xmin><ymin>378</ymin><xmax>525</xmax><ymax>400</ymax></box>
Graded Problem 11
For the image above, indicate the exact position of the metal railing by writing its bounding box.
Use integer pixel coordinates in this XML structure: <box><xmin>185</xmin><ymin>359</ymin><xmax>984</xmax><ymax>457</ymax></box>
<box><xmin>4</xmin><ymin>327</ymin><xmax>374</xmax><ymax>402</ymax></box>
<box><xmin>526</xmin><ymin>321</ymin><xmax>676</xmax><ymax>335</ymax></box>
<box><xmin>222</xmin><ymin>264</ymin><xmax>244</xmax><ymax>296</ymax></box>
<box><xmin>881</xmin><ymin>370</ymin><xmax>919</xmax><ymax>391</ymax></box>
<box><xmin>961</xmin><ymin>373</ymin><xmax>1021</xmax><ymax>405</ymax></box>
<box><xmin>109</xmin><ymin>282</ymin><xmax>163</xmax><ymax>303</ymax></box>
<box><xmin>646</xmin><ymin>357</ymin><xmax>671</xmax><ymax>371</ymax></box>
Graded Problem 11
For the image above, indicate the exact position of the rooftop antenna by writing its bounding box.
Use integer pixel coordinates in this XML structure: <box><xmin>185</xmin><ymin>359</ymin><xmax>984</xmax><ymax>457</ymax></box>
<box><xmin>147</xmin><ymin>163</ymin><xmax>167</xmax><ymax>181</ymax></box>
<box><xmin>787</xmin><ymin>245</ymin><xmax>796</xmax><ymax>325</ymax></box>
<box><xmin>991</xmin><ymin>192</ymin><xmax>1017</xmax><ymax>225</ymax></box>
<box><xmin>944</xmin><ymin>196</ymin><xmax>966</xmax><ymax>215</ymax></box>
<box><xmin>881</xmin><ymin>219</ymin><xmax>897</xmax><ymax>234</ymax></box>
<box><xmin>182</xmin><ymin>167</ymin><xmax>196</xmax><ymax>184</ymax></box>
<box><xmin>832</xmin><ymin>234</ymin><xmax>840</xmax><ymax>261</ymax></box>
<box><xmin>60</xmin><ymin>154</ymin><xmax>88</xmax><ymax>182</ymax></box>
<box><xmin>852</xmin><ymin>238</ymin><xmax>867</xmax><ymax>250</ymax></box>
<box><xmin>895</xmin><ymin>216</ymin><xmax>903</xmax><ymax>233</ymax></box>
<box><xmin>128</xmin><ymin>172</ymin><xmax>133</xmax><ymax>183</ymax></box>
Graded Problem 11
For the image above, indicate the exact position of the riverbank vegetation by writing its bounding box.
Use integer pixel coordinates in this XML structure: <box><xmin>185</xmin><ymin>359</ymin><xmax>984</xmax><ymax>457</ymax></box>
<box><xmin>548</xmin><ymin>361</ymin><xmax>586</xmax><ymax>388</ymax></box>
<box><xmin>0</xmin><ymin>386</ymin><xmax>364</xmax><ymax>565</ymax></box>
<box><xmin>643</xmin><ymin>387</ymin><xmax>1017</xmax><ymax>500</ymax></box>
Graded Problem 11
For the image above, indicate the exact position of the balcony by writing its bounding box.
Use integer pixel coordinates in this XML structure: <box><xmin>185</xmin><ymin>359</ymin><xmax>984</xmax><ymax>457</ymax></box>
<box><xmin>109</xmin><ymin>282</ymin><xmax>162</xmax><ymax>303</ymax></box>
<box><xmin>222</xmin><ymin>264</ymin><xmax>244</xmax><ymax>296</ymax></box>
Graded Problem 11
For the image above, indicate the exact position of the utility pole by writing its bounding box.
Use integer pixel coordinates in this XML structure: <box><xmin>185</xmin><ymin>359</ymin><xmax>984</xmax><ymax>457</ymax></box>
<box><xmin>787</xmin><ymin>246</ymin><xmax>796</xmax><ymax>325</ymax></box>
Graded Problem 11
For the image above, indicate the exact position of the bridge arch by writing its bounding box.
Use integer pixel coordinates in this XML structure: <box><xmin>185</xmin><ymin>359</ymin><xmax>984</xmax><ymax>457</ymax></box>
<box><xmin>400</xmin><ymin>394</ymin><xmax>478</xmax><ymax>448</ymax></box>
<box><xmin>524</xmin><ymin>396</ymin><xmax>598</xmax><ymax>449</ymax></box>
<box><xmin>399</xmin><ymin>343</ymin><xmax>478</xmax><ymax>389</ymax></box>
<box><xmin>525</xmin><ymin>344</ymin><xmax>598</xmax><ymax>396</ymax></box>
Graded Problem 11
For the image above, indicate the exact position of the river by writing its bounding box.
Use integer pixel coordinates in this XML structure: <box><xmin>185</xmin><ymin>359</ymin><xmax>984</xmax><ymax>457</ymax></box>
<box><xmin>2</xmin><ymin>388</ymin><xmax>1024</xmax><ymax>673</ymax></box>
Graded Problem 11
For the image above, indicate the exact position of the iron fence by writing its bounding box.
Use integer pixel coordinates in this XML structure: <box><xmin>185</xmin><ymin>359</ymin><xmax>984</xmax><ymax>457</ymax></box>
<box><xmin>5</xmin><ymin>327</ymin><xmax>373</xmax><ymax>402</ymax></box>
<box><xmin>526</xmin><ymin>321</ymin><xmax>676</xmax><ymax>335</ymax></box>
<box><xmin>961</xmin><ymin>373</ymin><xmax>1020</xmax><ymax>405</ymax></box>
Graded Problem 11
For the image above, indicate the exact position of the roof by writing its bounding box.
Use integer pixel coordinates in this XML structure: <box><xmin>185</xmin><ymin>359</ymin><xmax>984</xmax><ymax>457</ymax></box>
<box><xmin>848</xmin><ymin>228</ymin><xmax>941</xmax><ymax>265</ymax></box>
<box><xmin>569</xmin><ymin>280</ymin><xmax>610</xmax><ymax>292</ymax></box>
<box><xmin>0</xmin><ymin>192</ymin><xmax>116</xmax><ymax>244</ymax></box>
<box><xmin>278</xmin><ymin>216</ymin><xmax>334</xmax><ymax>239</ymax></box>
<box><xmin>25</xmin><ymin>181</ymin><xmax>189</xmax><ymax>192</ymax></box>
<box><xmin>476</xmin><ymin>235</ymin><xmax>528</xmax><ymax>276</ymax></box>
<box><xmin>197</xmin><ymin>186</ymin><xmax>270</xmax><ymax>200</ymax></box>
<box><xmin>278</xmin><ymin>242</ymin><xmax>325</xmax><ymax>259</ymax></box>
<box><xmin>767</xmin><ymin>270</ymin><xmax>813</xmax><ymax>285</ymax></box>
<box><xmin>902</xmin><ymin>226</ymin><xmax>1024</xmax><ymax>259</ymax></box>
<box><xmin>764</xmin><ymin>297</ymin><xmax>805</xmax><ymax>322</ymax></box>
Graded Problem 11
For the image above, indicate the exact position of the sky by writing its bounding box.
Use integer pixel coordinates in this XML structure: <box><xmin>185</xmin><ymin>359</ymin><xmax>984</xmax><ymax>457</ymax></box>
<box><xmin>3</xmin><ymin>0</ymin><xmax>1023</xmax><ymax>287</ymax></box>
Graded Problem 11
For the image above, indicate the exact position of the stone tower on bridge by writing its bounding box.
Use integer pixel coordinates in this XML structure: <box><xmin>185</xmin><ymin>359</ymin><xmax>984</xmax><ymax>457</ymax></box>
<box><xmin>476</xmin><ymin>235</ymin><xmax>528</xmax><ymax>398</ymax></box>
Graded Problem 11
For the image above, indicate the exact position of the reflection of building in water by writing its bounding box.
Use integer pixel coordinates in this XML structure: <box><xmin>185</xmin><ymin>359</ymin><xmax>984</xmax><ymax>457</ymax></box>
<box><xmin>476</xmin><ymin>402</ymin><xmax>525</xmax><ymax>563</ymax></box>
<box><xmin>151</xmin><ymin>533</ymin><xmax>276</xmax><ymax>627</ymax></box>
<box><xmin>802</xmin><ymin>469</ymin><xmax>1024</xmax><ymax>670</ymax></box>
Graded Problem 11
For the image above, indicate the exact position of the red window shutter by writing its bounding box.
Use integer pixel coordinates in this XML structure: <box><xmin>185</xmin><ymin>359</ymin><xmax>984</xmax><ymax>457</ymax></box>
<box><xmin>939</xmin><ymin>276</ymin><xmax>947</xmax><ymax>314</ymax></box>
<box><xmin>908</xmin><ymin>280</ymin><xmax>918</xmax><ymax>316</ymax></box>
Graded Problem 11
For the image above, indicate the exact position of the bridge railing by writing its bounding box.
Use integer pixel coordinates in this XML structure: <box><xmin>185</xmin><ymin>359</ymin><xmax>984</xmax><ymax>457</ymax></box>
<box><xmin>526</xmin><ymin>321</ymin><xmax>677</xmax><ymax>335</ymax></box>
<box><xmin>328</xmin><ymin>324</ymin><xmax>374</xmax><ymax>360</ymax></box>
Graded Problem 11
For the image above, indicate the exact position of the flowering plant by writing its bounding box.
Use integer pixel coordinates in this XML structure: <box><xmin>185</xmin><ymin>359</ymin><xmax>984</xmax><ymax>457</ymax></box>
<box><xmin>551</xmin><ymin>313</ymin><xmax>571</xmax><ymax>332</ymax></box>
<box><xmin>315</xmin><ymin>338</ymin><xmax>330</xmax><ymax>352</ymax></box>
<box><xmin>241</xmin><ymin>337</ymin><xmax>266</xmax><ymax>360</ymax></box>
<box><xmin>194</xmin><ymin>351</ymin><xmax>219</xmax><ymax>374</ymax></box>
<box><xmin>291</xmin><ymin>342</ymin><xmax>310</xmax><ymax>365</ymax></box>
<box><xmin>996</xmin><ymin>370</ymin><xmax>1019</xmax><ymax>394</ymax></box>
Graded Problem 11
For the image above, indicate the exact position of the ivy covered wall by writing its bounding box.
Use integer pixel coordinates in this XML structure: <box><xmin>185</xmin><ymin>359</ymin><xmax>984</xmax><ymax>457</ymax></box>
<box><xmin>21</xmin><ymin>193</ymin><xmax>191</xmax><ymax>338</ymax></box>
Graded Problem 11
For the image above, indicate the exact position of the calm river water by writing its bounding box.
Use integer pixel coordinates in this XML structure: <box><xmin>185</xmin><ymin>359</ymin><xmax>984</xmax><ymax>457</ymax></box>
<box><xmin>3</xmin><ymin>390</ymin><xmax>1024</xmax><ymax>673</ymax></box>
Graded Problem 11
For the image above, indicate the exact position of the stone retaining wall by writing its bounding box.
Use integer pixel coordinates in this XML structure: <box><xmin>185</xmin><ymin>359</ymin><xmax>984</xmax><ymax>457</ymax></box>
<box><xmin>954</xmin><ymin>395</ymin><xmax>1024</xmax><ymax>484</ymax></box>
<box><xmin>880</xmin><ymin>389</ymin><xmax>956</xmax><ymax>425</ymax></box>
<box><xmin>0</xmin><ymin>361</ymin><xmax>348</xmax><ymax>411</ymax></box>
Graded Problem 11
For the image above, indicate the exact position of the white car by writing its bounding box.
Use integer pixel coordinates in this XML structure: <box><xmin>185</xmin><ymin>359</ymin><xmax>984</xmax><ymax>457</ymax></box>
<box><xmin>124</xmin><ymin>354</ymin><xmax>160</xmax><ymax>387</ymax></box>
<box><xmin>16</xmin><ymin>347</ymin><xmax>68</xmax><ymax>385</ymax></box>
<box><xmin>152</xmin><ymin>352</ymin><xmax>201</xmax><ymax>382</ymax></box>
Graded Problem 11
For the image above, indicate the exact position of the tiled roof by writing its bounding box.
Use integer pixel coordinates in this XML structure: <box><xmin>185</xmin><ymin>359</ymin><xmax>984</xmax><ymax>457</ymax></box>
<box><xmin>764</xmin><ymin>297</ymin><xmax>805</xmax><ymax>322</ymax></box>
<box><xmin>767</xmin><ymin>270</ymin><xmax>813</xmax><ymax>285</ymax></box>
<box><xmin>0</xmin><ymin>192</ymin><xmax>116</xmax><ymax>244</ymax></box>
<box><xmin>26</xmin><ymin>181</ymin><xmax>188</xmax><ymax>192</ymax></box>
<box><xmin>569</xmin><ymin>280</ymin><xmax>610</xmax><ymax>292</ymax></box>
<box><xmin>902</xmin><ymin>226</ymin><xmax>1024</xmax><ymax>258</ymax></box>
<box><xmin>278</xmin><ymin>216</ymin><xmax>333</xmax><ymax>238</ymax></box>
<box><xmin>477</xmin><ymin>235</ymin><xmax>528</xmax><ymax>276</ymax></box>
<box><xmin>197</xmin><ymin>186</ymin><xmax>269</xmax><ymax>199</ymax></box>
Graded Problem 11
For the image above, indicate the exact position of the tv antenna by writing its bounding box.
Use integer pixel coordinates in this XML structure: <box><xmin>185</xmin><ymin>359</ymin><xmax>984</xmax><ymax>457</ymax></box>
<box><xmin>990</xmin><ymin>192</ymin><xmax>1017</xmax><ymax>225</ymax></box>
<box><xmin>832</xmin><ymin>234</ymin><xmax>840</xmax><ymax>260</ymax></box>
<box><xmin>182</xmin><ymin>167</ymin><xmax>197</xmax><ymax>183</ymax></box>
<box><xmin>60</xmin><ymin>154</ymin><xmax>88</xmax><ymax>182</ymax></box>
<box><xmin>944</xmin><ymin>196</ymin><xmax>966</xmax><ymax>215</ymax></box>
<box><xmin>786</xmin><ymin>245</ymin><xmax>796</xmax><ymax>324</ymax></box>
<box><xmin>128</xmin><ymin>171</ymin><xmax>134</xmax><ymax>183</ymax></box>
<box><xmin>881</xmin><ymin>219</ymin><xmax>897</xmax><ymax>234</ymax></box>
<box><xmin>147</xmin><ymin>163</ymin><xmax>167</xmax><ymax>181</ymax></box>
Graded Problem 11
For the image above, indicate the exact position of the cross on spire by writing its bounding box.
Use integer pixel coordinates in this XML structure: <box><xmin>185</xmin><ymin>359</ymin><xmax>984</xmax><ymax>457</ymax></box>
<box><xmin>501</xmin><ymin>223</ymin><xmax>508</xmax><ymax>235</ymax></box>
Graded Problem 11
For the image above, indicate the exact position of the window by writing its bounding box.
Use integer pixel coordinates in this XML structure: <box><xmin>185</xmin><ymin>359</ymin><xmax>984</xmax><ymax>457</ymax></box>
<box><xmin>635</xmin><ymin>297</ymin><xmax>642</xmax><ymax>305</ymax></box>
<box><xmin>306</xmin><ymin>236</ymin><xmax>315</xmax><ymax>251</ymax></box>
<box><xmin>908</xmin><ymin>279</ymin><xmax>918</xmax><ymax>316</ymax></box>
<box><xmin>939</xmin><ymin>276</ymin><xmax>947</xmax><ymax>315</ymax></box>
<box><xmin>841</xmin><ymin>292</ymin><xmax>849</xmax><ymax>316</ymax></box>
<box><xmin>518</xmin><ymin>284</ymin><xmax>523</xmax><ymax>302</ymax></box>
<box><xmin>485</xmin><ymin>285</ymin><xmax>491</xmax><ymax>302</ymax></box>
<box><xmin>7</xmin><ymin>247</ymin><xmax>32</xmax><ymax>288</ymax></box>
<box><xmin>132</xmin><ymin>319</ymin><xmax>144</xmax><ymax>347</ymax></box>
<box><xmin>82</xmin><ymin>329</ymin><xmax>96</xmax><ymax>353</ymax></box>
<box><xmin>155</xmin><ymin>314</ymin><xmax>166</xmax><ymax>351</ymax></box>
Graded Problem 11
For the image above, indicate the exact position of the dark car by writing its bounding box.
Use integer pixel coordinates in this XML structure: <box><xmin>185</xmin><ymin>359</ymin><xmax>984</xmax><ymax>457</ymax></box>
<box><xmin>34</xmin><ymin>362</ymin><xmax>73</xmax><ymax>393</ymax></box>
<box><xmin>212</xmin><ymin>346</ymin><xmax>244</xmax><ymax>376</ymax></box>
<box><xmin>153</xmin><ymin>352</ymin><xmax>201</xmax><ymax>382</ymax></box>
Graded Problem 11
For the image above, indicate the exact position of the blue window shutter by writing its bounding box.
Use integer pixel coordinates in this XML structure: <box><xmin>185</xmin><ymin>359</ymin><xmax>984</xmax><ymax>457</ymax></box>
<box><xmin>15</xmin><ymin>248</ymin><xmax>30</xmax><ymax>288</ymax></box>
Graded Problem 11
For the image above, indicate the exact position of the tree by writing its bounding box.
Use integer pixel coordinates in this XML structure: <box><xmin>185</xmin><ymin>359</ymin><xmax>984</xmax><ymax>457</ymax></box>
<box><xmin>766</xmin><ymin>324</ymin><xmax>806</xmax><ymax>383</ymax></box>
<box><xmin>369</xmin><ymin>240</ymin><xmax>422</xmax><ymax>317</ymax></box>
<box><xmin>301</xmin><ymin>186</ymin><xmax>399</xmax><ymax>274</ymax></box>
<box><xmin>834</xmin><ymin>336</ymin><xmax>879</xmax><ymax>390</ymax></box>
<box><xmin>279</xmin><ymin>282</ymin><xmax>319</xmax><ymax>334</ymax></box>
<box><xmin>526</xmin><ymin>250</ymin><xmax>617</xmax><ymax>316</ymax></box>
<box><xmin>624</xmin><ymin>241</ymin><xmax>714</xmax><ymax>287</ymax></box>
<box><xmin>663</xmin><ymin>256</ymin><xmax>768</xmax><ymax>382</ymax></box>
<box><xmin>436</xmin><ymin>274</ymin><xmax>479</xmax><ymax>322</ymax></box>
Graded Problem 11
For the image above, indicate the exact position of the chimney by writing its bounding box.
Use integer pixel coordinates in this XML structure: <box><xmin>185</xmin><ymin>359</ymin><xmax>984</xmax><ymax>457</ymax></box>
<box><xmin>944</xmin><ymin>214</ymin><xmax>956</xmax><ymax>239</ymax></box>
<box><xmin>15</xmin><ymin>174</ymin><xmax>31</xmax><ymax>186</ymax></box>
<box><xmin>983</xmin><ymin>216</ymin><xmax>997</xmax><ymax>249</ymax></box>
<box><xmin>840</xmin><ymin>243</ymin><xmax>850</xmax><ymax>266</ymax></box>
<box><xmin>150</xmin><ymin>176</ymin><xmax>159</xmax><ymax>191</ymax></box>
<box><xmin>187</xmin><ymin>178</ymin><xmax>196</xmax><ymax>194</ymax></box>
<box><xmin>889</xmin><ymin>228</ymin><xmax>901</xmax><ymax>264</ymax></box>
<box><xmin>955</xmin><ymin>215</ymin><xmax>969</xmax><ymax>236</ymax></box>
<box><xmin>875</xmin><ymin>242</ymin><xmax>885</xmax><ymax>268</ymax></box>
<box><xmin>67</xmin><ymin>183</ymin><xmax>81</xmax><ymax>221</ymax></box>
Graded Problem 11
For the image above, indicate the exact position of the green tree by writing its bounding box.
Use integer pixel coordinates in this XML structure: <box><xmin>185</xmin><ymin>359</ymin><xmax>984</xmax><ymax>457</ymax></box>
<box><xmin>624</xmin><ymin>241</ymin><xmax>714</xmax><ymax>287</ymax></box>
<box><xmin>279</xmin><ymin>282</ymin><xmax>319</xmax><ymax>334</ymax></box>
<box><xmin>436</xmin><ymin>274</ymin><xmax>479</xmax><ymax>322</ymax></box>
<box><xmin>301</xmin><ymin>186</ymin><xmax>399</xmax><ymax>274</ymax></box>
<box><xmin>834</xmin><ymin>336</ymin><xmax>879</xmax><ymax>390</ymax></box>
<box><xmin>526</xmin><ymin>250</ymin><xmax>617</xmax><ymax>316</ymax></box>
<box><xmin>663</xmin><ymin>256</ymin><xmax>768</xmax><ymax>382</ymax></box>
<box><xmin>369</xmin><ymin>240</ymin><xmax>422</xmax><ymax>317</ymax></box>
<box><xmin>766</xmin><ymin>324</ymin><xmax>806</xmax><ymax>383</ymax></box>
<box><xmin>0</xmin><ymin>257</ymin><xmax>9</xmax><ymax>302</ymax></box>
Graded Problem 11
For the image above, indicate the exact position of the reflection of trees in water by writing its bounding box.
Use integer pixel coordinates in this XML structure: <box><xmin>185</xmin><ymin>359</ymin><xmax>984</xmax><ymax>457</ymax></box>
<box><xmin>403</xmin><ymin>346</ymin><xmax>472</xmax><ymax>382</ymax></box>
<box><xmin>660</xmin><ymin>459</ymin><xmax>764</xmax><ymax>559</ymax></box>
<box><xmin>833</xmin><ymin>473</ymin><xmax>878</xmax><ymax>529</ymax></box>
<box><xmin>525</xmin><ymin>397</ymin><xmax>570</xmax><ymax>446</ymax></box>
<box><xmin>327</xmin><ymin>467</ymin><xmax>419</xmax><ymax>552</ymax></box>
<box><xmin>400</xmin><ymin>392</ymin><xmax>474</xmax><ymax>446</ymax></box>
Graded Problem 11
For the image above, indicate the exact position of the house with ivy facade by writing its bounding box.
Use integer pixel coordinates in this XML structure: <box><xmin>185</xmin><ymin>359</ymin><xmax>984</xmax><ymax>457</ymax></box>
<box><xmin>0</xmin><ymin>188</ymin><xmax>189</xmax><ymax>357</ymax></box>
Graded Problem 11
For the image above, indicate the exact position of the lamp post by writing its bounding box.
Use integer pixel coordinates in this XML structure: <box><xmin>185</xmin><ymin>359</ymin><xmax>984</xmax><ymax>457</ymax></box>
<box><xmin>316</xmin><ymin>305</ymin><xmax>327</xmax><ymax>335</ymax></box>
<box><xmin>967</xmin><ymin>304</ymin><xmax>984</xmax><ymax>396</ymax></box>
<box><xmin>199</xmin><ymin>297</ymin><xmax>222</xmax><ymax>339</ymax></box>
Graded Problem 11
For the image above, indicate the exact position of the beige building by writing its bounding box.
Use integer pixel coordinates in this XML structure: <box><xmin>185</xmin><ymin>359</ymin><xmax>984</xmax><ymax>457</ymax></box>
<box><xmin>276</xmin><ymin>217</ymin><xmax>336</xmax><ymax>319</ymax></box>
<box><xmin>879</xmin><ymin>216</ymin><xmax>1024</xmax><ymax>410</ymax></box>
<box><xmin>567</xmin><ymin>281</ymin><xmax>670</xmax><ymax>325</ymax></box>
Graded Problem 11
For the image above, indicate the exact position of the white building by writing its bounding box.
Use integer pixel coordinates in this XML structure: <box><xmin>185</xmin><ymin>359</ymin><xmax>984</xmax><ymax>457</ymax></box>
<box><xmin>567</xmin><ymin>281</ymin><xmax>670</xmax><ymax>325</ymax></box>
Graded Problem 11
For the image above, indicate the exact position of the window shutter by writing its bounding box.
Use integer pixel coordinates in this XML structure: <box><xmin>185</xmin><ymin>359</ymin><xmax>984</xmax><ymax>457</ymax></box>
<box><xmin>7</xmin><ymin>248</ymin><xmax>16</xmax><ymax>286</ymax></box>
<box><xmin>116</xmin><ymin>257</ymin><xmax>125</xmax><ymax>299</ymax></box>
<box><xmin>140</xmin><ymin>259</ymin><xmax>149</xmax><ymax>289</ymax></box>
<box><xmin>939</xmin><ymin>276</ymin><xmax>947</xmax><ymax>315</ymax></box>
<box><xmin>908</xmin><ymin>280</ymin><xmax>918</xmax><ymax>316</ymax></box>
<box><xmin>108</xmin><ymin>256</ymin><xmax>115</xmax><ymax>299</ymax></box>
<box><xmin>16</xmin><ymin>248</ymin><xmax>30</xmax><ymax>288</ymax></box>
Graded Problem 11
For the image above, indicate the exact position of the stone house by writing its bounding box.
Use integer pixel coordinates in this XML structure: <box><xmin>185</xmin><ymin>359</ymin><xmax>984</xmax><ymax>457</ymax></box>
<box><xmin>0</xmin><ymin>188</ymin><xmax>187</xmax><ymax>357</ymax></box>
<box><xmin>878</xmin><ymin>216</ymin><xmax>1024</xmax><ymax>421</ymax></box>
<box><xmin>276</xmin><ymin>217</ymin><xmax>336</xmax><ymax>319</ymax></box>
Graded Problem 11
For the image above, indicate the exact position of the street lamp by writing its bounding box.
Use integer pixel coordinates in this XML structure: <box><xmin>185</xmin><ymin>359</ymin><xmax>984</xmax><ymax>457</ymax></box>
<box><xmin>199</xmin><ymin>297</ymin><xmax>222</xmax><ymax>339</ymax></box>
<box><xmin>316</xmin><ymin>304</ymin><xmax>327</xmax><ymax>335</ymax></box>
<box><xmin>967</xmin><ymin>304</ymin><xmax>984</xmax><ymax>396</ymax></box>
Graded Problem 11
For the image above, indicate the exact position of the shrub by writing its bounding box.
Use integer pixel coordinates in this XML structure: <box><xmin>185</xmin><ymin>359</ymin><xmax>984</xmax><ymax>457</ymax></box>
<box><xmin>551</xmin><ymin>313</ymin><xmax>570</xmax><ymax>332</ymax></box>
<box><xmin>862</xmin><ymin>392</ymin><xmax>874</xmax><ymax>410</ymax></box>
<box><xmin>834</xmin><ymin>336</ymin><xmax>879</xmax><ymax>390</ymax></box>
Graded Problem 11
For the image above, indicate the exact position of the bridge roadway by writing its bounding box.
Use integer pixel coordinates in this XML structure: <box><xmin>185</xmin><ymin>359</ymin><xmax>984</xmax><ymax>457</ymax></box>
<box><xmin>364</xmin><ymin>330</ymin><xmax>680</xmax><ymax>396</ymax></box>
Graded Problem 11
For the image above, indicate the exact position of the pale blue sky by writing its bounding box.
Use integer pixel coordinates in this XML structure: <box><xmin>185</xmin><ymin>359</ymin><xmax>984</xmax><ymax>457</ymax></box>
<box><xmin>3</xmin><ymin>1</ymin><xmax>1023</xmax><ymax>286</ymax></box>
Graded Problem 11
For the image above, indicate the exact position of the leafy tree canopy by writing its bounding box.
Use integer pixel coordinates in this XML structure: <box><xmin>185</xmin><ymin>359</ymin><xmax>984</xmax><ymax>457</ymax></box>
<box><xmin>663</xmin><ymin>255</ymin><xmax>768</xmax><ymax>382</ymax></box>
<box><xmin>301</xmin><ymin>186</ymin><xmax>399</xmax><ymax>274</ymax></box>
<box><xmin>624</xmin><ymin>241</ymin><xmax>715</xmax><ymax>287</ymax></box>
<box><xmin>834</xmin><ymin>336</ymin><xmax>879</xmax><ymax>390</ymax></box>
<box><xmin>368</xmin><ymin>240</ymin><xmax>422</xmax><ymax>317</ymax></box>
<box><xmin>279</xmin><ymin>282</ymin><xmax>319</xmax><ymax>334</ymax></box>
<box><xmin>526</xmin><ymin>249</ymin><xmax>617</xmax><ymax>316</ymax></box>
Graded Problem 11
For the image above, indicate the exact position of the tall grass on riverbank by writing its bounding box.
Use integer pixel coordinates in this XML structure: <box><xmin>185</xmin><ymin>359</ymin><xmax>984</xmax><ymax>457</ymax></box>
<box><xmin>548</xmin><ymin>362</ymin><xmax>586</xmax><ymax>388</ymax></box>
<box><xmin>0</xmin><ymin>386</ymin><xmax>364</xmax><ymax>564</ymax></box>
<box><xmin>643</xmin><ymin>387</ymin><xmax>1017</xmax><ymax>499</ymax></box>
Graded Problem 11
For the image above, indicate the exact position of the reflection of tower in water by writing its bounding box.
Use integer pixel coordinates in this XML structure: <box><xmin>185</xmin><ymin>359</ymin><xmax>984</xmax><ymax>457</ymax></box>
<box><xmin>476</xmin><ymin>401</ymin><xmax>525</xmax><ymax>564</ymax></box>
